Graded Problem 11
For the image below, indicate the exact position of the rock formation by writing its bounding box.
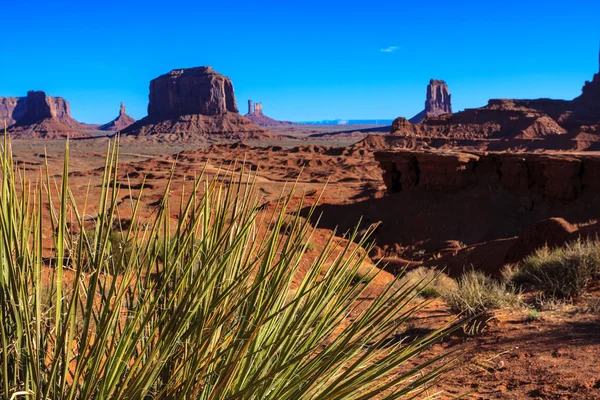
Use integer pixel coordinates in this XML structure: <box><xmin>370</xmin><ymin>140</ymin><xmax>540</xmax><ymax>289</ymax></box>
<box><xmin>98</xmin><ymin>103</ymin><xmax>136</xmax><ymax>131</ymax></box>
<box><xmin>122</xmin><ymin>67</ymin><xmax>270</xmax><ymax>140</ymax></box>
<box><xmin>254</xmin><ymin>102</ymin><xmax>263</xmax><ymax>116</ymax></box>
<box><xmin>147</xmin><ymin>66</ymin><xmax>238</xmax><ymax>117</ymax></box>
<box><xmin>570</xmin><ymin>51</ymin><xmax>600</xmax><ymax>124</ymax></box>
<box><xmin>372</xmin><ymin>148</ymin><xmax>600</xmax><ymax>275</ymax></box>
<box><xmin>0</xmin><ymin>97</ymin><xmax>26</xmax><ymax>127</ymax></box>
<box><xmin>409</xmin><ymin>79</ymin><xmax>452</xmax><ymax>124</ymax></box>
<box><xmin>7</xmin><ymin>91</ymin><xmax>91</xmax><ymax>139</ymax></box>
<box><xmin>375</xmin><ymin>149</ymin><xmax>596</xmax><ymax>201</ymax></box>
<box><xmin>244</xmin><ymin>99</ymin><xmax>292</xmax><ymax>127</ymax></box>
<box><xmin>393</xmin><ymin>48</ymin><xmax>600</xmax><ymax>148</ymax></box>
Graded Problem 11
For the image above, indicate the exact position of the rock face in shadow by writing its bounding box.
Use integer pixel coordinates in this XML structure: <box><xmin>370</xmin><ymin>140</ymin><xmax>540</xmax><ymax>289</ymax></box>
<box><xmin>409</xmin><ymin>79</ymin><xmax>452</xmax><ymax>124</ymax></box>
<box><xmin>7</xmin><ymin>91</ymin><xmax>91</xmax><ymax>139</ymax></box>
<box><xmin>571</xmin><ymin>60</ymin><xmax>600</xmax><ymax>124</ymax></box>
<box><xmin>375</xmin><ymin>149</ymin><xmax>598</xmax><ymax>201</ymax></box>
<box><xmin>148</xmin><ymin>66</ymin><xmax>238</xmax><ymax>117</ymax></box>
<box><xmin>21</xmin><ymin>91</ymin><xmax>71</xmax><ymax>122</ymax></box>
<box><xmin>98</xmin><ymin>103</ymin><xmax>136</xmax><ymax>131</ymax></box>
<box><xmin>0</xmin><ymin>97</ymin><xmax>27</xmax><ymax>127</ymax></box>
<box><xmin>123</xmin><ymin>66</ymin><xmax>270</xmax><ymax>141</ymax></box>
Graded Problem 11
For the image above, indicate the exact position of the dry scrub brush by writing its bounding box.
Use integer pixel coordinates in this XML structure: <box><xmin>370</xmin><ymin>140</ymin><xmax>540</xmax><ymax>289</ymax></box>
<box><xmin>509</xmin><ymin>239</ymin><xmax>600</xmax><ymax>300</ymax></box>
<box><xmin>0</xmin><ymin>138</ymin><xmax>457</xmax><ymax>399</ymax></box>
<box><xmin>441</xmin><ymin>270</ymin><xmax>521</xmax><ymax>316</ymax></box>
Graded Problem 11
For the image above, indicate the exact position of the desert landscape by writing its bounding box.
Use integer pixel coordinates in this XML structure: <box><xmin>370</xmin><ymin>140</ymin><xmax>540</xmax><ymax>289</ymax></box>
<box><xmin>2</xmin><ymin>3</ymin><xmax>600</xmax><ymax>398</ymax></box>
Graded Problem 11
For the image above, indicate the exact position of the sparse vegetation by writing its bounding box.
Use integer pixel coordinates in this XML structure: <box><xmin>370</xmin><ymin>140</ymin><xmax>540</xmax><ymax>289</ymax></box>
<box><xmin>526</xmin><ymin>308</ymin><xmax>541</xmax><ymax>322</ymax></box>
<box><xmin>511</xmin><ymin>239</ymin><xmax>600</xmax><ymax>300</ymax></box>
<box><xmin>441</xmin><ymin>270</ymin><xmax>522</xmax><ymax>316</ymax></box>
<box><xmin>0</xmin><ymin>138</ymin><xmax>454</xmax><ymax>399</ymax></box>
<box><xmin>398</xmin><ymin>267</ymin><xmax>458</xmax><ymax>298</ymax></box>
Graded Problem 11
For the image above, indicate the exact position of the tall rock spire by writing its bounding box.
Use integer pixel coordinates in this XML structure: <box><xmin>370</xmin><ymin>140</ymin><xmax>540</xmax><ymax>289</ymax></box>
<box><xmin>409</xmin><ymin>79</ymin><xmax>452</xmax><ymax>123</ymax></box>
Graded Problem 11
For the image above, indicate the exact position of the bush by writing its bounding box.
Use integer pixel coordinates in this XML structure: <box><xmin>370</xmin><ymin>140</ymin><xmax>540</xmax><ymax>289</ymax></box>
<box><xmin>514</xmin><ymin>239</ymin><xmax>600</xmax><ymax>299</ymax></box>
<box><xmin>398</xmin><ymin>267</ymin><xmax>457</xmax><ymax>298</ymax></box>
<box><xmin>441</xmin><ymin>270</ymin><xmax>521</xmax><ymax>316</ymax></box>
<box><xmin>0</xmin><ymin>139</ymin><xmax>454</xmax><ymax>399</ymax></box>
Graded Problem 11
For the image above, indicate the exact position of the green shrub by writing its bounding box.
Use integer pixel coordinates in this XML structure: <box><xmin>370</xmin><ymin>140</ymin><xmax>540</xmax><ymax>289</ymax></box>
<box><xmin>514</xmin><ymin>239</ymin><xmax>600</xmax><ymax>299</ymax></box>
<box><xmin>0</xmin><ymin>138</ymin><xmax>454</xmax><ymax>399</ymax></box>
<box><xmin>398</xmin><ymin>267</ymin><xmax>457</xmax><ymax>298</ymax></box>
<box><xmin>441</xmin><ymin>270</ymin><xmax>521</xmax><ymax>316</ymax></box>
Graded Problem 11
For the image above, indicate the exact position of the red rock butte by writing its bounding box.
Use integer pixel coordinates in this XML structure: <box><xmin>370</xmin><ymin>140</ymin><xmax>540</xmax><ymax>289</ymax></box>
<box><xmin>122</xmin><ymin>66</ymin><xmax>271</xmax><ymax>140</ymax></box>
<box><xmin>2</xmin><ymin>91</ymin><xmax>92</xmax><ymax>139</ymax></box>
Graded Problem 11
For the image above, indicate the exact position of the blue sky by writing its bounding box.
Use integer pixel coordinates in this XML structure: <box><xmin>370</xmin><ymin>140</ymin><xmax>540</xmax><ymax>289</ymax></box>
<box><xmin>1</xmin><ymin>0</ymin><xmax>599</xmax><ymax>123</ymax></box>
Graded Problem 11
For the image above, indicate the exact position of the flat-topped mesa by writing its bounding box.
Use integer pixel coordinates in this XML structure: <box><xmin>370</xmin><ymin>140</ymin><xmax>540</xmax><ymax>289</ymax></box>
<box><xmin>409</xmin><ymin>79</ymin><xmax>452</xmax><ymax>123</ymax></box>
<box><xmin>121</xmin><ymin>67</ymin><xmax>270</xmax><ymax>140</ymax></box>
<box><xmin>148</xmin><ymin>66</ymin><xmax>238</xmax><ymax>118</ymax></box>
<box><xmin>22</xmin><ymin>90</ymin><xmax>71</xmax><ymax>122</ymax></box>
<box><xmin>5</xmin><ymin>90</ymin><xmax>91</xmax><ymax>138</ymax></box>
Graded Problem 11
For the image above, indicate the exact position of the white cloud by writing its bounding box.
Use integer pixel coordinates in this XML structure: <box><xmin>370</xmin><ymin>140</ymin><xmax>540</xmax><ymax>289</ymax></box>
<box><xmin>380</xmin><ymin>46</ymin><xmax>399</xmax><ymax>53</ymax></box>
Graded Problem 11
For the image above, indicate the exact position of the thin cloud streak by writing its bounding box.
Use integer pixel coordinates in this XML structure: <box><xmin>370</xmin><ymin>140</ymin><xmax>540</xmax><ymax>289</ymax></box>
<box><xmin>380</xmin><ymin>46</ymin><xmax>399</xmax><ymax>53</ymax></box>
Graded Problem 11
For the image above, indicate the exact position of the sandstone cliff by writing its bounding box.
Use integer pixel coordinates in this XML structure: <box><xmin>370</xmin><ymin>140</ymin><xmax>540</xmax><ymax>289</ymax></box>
<box><xmin>148</xmin><ymin>67</ymin><xmax>238</xmax><ymax>117</ymax></box>
<box><xmin>123</xmin><ymin>67</ymin><xmax>270</xmax><ymax>140</ymax></box>
<box><xmin>364</xmin><ymin>149</ymin><xmax>600</xmax><ymax>275</ymax></box>
<box><xmin>0</xmin><ymin>97</ymin><xmax>26</xmax><ymax>127</ymax></box>
<box><xmin>375</xmin><ymin>149</ymin><xmax>597</xmax><ymax>201</ymax></box>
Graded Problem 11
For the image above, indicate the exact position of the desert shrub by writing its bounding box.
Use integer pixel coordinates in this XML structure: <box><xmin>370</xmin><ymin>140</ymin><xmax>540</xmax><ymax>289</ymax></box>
<box><xmin>514</xmin><ymin>239</ymin><xmax>600</xmax><ymax>299</ymax></box>
<box><xmin>0</xmin><ymin>139</ymin><xmax>455</xmax><ymax>399</ymax></box>
<box><xmin>526</xmin><ymin>308</ymin><xmax>541</xmax><ymax>322</ymax></box>
<box><xmin>398</xmin><ymin>267</ymin><xmax>457</xmax><ymax>298</ymax></box>
<box><xmin>441</xmin><ymin>270</ymin><xmax>521</xmax><ymax>316</ymax></box>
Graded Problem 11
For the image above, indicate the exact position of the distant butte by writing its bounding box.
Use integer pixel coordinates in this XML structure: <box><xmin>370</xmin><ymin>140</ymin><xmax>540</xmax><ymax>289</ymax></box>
<box><xmin>98</xmin><ymin>103</ymin><xmax>136</xmax><ymax>131</ymax></box>
<box><xmin>4</xmin><ymin>91</ymin><xmax>92</xmax><ymax>139</ymax></box>
<box><xmin>122</xmin><ymin>67</ymin><xmax>272</xmax><ymax>140</ymax></box>
<box><xmin>387</xmin><ymin>49</ymin><xmax>600</xmax><ymax>151</ymax></box>
<box><xmin>409</xmin><ymin>79</ymin><xmax>452</xmax><ymax>124</ymax></box>
<box><xmin>245</xmin><ymin>100</ymin><xmax>292</xmax><ymax>127</ymax></box>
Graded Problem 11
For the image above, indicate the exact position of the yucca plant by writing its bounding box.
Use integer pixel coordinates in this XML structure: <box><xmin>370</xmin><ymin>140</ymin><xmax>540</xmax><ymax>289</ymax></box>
<box><xmin>0</xmin><ymin>136</ymin><xmax>457</xmax><ymax>399</ymax></box>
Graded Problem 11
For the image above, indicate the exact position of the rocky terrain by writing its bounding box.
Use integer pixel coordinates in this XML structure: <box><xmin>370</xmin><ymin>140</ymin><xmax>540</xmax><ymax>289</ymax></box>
<box><xmin>98</xmin><ymin>103</ymin><xmax>136</xmax><ymax>131</ymax></box>
<box><xmin>390</xmin><ymin>58</ymin><xmax>600</xmax><ymax>152</ymax></box>
<box><xmin>409</xmin><ymin>79</ymin><xmax>452</xmax><ymax>123</ymax></box>
<box><xmin>122</xmin><ymin>67</ymin><xmax>272</xmax><ymax>140</ymax></box>
<box><xmin>245</xmin><ymin>99</ymin><xmax>293</xmax><ymax>127</ymax></box>
<box><xmin>369</xmin><ymin>149</ymin><xmax>600</xmax><ymax>272</ymax></box>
